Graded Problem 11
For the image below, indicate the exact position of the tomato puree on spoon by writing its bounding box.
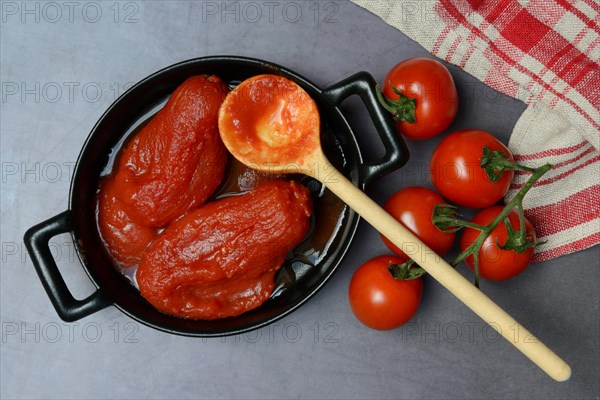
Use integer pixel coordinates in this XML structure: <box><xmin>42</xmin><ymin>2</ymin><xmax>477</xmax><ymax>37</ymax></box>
<box><xmin>218</xmin><ymin>74</ymin><xmax>320</xmax><ymax>168</ymax></box>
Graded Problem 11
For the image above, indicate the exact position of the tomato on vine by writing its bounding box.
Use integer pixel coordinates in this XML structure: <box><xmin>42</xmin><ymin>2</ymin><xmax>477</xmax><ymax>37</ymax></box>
<box><xmin>348</xmin><ymin>255</ymin><xmax>424</xmax><ymax>330</ymax></box>
<box><xmin>381</xmin><ymin>186</ymin><xmax>456</xmax><ymax>258</ymax></box>
<box><xmin>377</xmin><ymin>57</ymin><xmax>458</xmax><ymax>140</ymax></box>
<box><xmin>460</xmin><ymin>206</ymin><xmax>537</xmax><ymax>281</ymax></box>
<box><xmin>432</xmin><ymin>157</ymin><xmax>550</xmax><ymax>286</ymax></box>
<box><xmin>430</xmin><ymin>129</ymin><xmax>516</xmax><ymax>209</ymax></box>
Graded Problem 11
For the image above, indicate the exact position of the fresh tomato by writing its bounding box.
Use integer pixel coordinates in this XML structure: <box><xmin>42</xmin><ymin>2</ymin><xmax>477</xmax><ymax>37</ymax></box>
<box><xmin>430</xmin><ymin>129</ymin><xmax>514</xmax><ymax>209</ymax></box>
<box><xmin>381</xmin><ymin>186</ymin><xmax>456</xmax><ymax>259</ymax></box>
<box><xmin>379</xmin><ymin>57</ymin><xmax>458</xmax><ymax>140</ymax></box>
<box><xmin>348</xmin><ymin>255</ymin><xmax>423</xmax><ymax>330</ymax></box>
<box><xmin>460</xmin><ymin>206</ymin><xmax>536</xmax><ymax>281</ymax></box>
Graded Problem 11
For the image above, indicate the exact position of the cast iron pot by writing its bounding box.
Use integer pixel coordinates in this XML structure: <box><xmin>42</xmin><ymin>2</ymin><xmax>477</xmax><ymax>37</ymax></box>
<box><xmin>24</xmin><ymin>56</ymin><xmax>409</xmax><ymax>337</ymax></box>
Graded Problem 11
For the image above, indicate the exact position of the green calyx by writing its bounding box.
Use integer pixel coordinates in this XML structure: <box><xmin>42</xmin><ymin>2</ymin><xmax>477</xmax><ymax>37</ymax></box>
<box><xmin>497</xmin><ymin>212</ymin><xmax>544</xmax><ymax>254</ymax></box>
<box><xmin>376</xmin><ymin>83</ymin><xmax>417</xmax><ymax>124</ymax></box>
<box><xmin>433</xmin><ymin>204</ymin><xmax>466</xmax><ymax>232</ymax></box>
<box><xmin>388</xmin><ymin>259</ymin><xmax>426</xmax><ymax>280</ymax></box>
<box><xmin>480</xmin><ymin>146</ymin><xmax>537</xmax><ymax>182</ymax></box>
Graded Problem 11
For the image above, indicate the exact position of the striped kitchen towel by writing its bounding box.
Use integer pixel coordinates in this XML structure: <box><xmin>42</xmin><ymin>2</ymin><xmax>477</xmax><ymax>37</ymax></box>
<box><xmin>353</xmin><ymin>0</ymin><xmax>599</xmax><ymax>262</ymax></box>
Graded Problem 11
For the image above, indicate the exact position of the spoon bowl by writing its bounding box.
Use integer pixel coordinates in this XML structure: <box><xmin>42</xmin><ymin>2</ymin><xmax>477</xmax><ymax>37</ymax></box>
<box><xmin>219</xmin><ymin>74</ymin><xmax>323</xmax><ymax>173</ymax></box>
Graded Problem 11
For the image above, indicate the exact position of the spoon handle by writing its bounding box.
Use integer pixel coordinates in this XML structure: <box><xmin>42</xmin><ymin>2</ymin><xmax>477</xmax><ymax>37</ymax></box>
<box><xmin>318</xmin><ymin>163</ymin><xmax>571</xmax><ymax>381</ymax></box>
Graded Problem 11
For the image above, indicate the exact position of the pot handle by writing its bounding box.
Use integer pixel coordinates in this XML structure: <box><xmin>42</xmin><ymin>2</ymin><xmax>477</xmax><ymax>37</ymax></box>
<box><xmin>24</xmin><ymin>211</ymin><xmax>111</xmax><ymax>322</ymax></box>
<box><xmin>322</xmin><ymin>71</ymin><xmax>409</xmax><ymax>184</ymax></box>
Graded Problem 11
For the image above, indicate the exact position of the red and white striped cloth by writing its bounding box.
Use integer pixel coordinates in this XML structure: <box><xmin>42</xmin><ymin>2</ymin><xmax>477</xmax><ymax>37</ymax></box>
<box><xmin>353</xmin><ymin>0</ymin><xmax>599</xmax><ymax>262</ymax></box>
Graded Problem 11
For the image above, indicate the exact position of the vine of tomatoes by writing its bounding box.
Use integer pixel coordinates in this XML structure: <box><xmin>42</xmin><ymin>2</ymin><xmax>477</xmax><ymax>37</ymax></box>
<box><xmin>348</xmin><ymin>57</ymin><xmax>551</xmax><ymax>330</ymax></box>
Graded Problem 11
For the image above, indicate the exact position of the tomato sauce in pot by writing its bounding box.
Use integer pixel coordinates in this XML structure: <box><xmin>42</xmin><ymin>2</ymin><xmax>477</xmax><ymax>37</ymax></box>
<box><xmin>96</xmin><ymin>75</ymin><xmax>347</xmax><ymax>320</ymax></box>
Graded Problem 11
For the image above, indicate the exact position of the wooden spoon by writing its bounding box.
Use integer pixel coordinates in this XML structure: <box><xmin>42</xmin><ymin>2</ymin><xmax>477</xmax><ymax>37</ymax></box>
<box><xmin>218</xmin><ymin>74</ymin><xmax>571</xmax><ymax>381</ymax></box>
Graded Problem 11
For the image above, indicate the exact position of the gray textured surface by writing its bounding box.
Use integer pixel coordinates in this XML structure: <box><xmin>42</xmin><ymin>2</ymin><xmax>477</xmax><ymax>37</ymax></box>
<box><xmin>1</xmin><ymin>1</ymin><xmax>598</xmax><ymax>399</ymax></box>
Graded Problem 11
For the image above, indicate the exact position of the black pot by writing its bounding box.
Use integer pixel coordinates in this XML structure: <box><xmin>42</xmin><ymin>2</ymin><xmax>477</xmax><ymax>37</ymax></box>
<box><xmin>24</xmin><ymin>56</ymin><xmax>409</xmax><ymax>336</ymax></box>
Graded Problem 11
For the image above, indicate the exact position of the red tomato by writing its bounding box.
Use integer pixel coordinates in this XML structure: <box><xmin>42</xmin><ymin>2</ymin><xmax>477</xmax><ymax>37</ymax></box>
<box><xmin>430</xmin><ymin>129</ymin><xmax>514</xmax><ymax>209</ymax></box>
<box><xmin>348</xmin><ymin>255</ymin><xmax>423</xmax><ymax>330</ymax></box>
<box><xmin>381</xmin><ymin>57</ymin><xmax>458</xmax><ymax>140</ymax></box>
<box><xmin>460</xmin><ymin>206</ymin><xmax>536</xmax><ymax>281</ymax></box>
<box><xmin>381</xmin><ymin>187</ymin><xmax>456</xmax><ymax>258</ymax></box>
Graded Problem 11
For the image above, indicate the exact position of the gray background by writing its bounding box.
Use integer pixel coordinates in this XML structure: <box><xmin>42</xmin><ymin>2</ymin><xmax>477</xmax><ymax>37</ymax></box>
<box><xmin>1</xmin><ymin>1</ymin><xmax>598</xmax><ymax>399</ymax></box>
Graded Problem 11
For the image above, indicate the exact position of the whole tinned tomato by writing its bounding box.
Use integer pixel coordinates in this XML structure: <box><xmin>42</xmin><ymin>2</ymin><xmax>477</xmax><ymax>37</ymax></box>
<box><xmin>460</xmin><ymin>206</ymin><xmax>536</xmax><ymax>281</ymax></box>
<box><xmin>381</xmin><ymin>186</ymin><xmax>456</xmax><ymax>259</ymax></box>
<box><xmin>137</xmin><ymin>180</ymin><xmax>313</xmax><ymax>320</ymax></box>
<box><xmin>348</xmin><ymin>255</ymin><xmax>423</xmax><ymax>330</ymax></box>
<box><xmin>430</xmin><ymin>129</ymin><xmax>514</xmax><ymax>209</ymax></box>
<box><xmin>381</xmin><ymin>57</ymin><xmax>458</xmax><ymax>140</ymax></box>
<box><xmin>97</xmin><ymin>75</ymin><xmax>228</xmax><ymax>269</ymax></box>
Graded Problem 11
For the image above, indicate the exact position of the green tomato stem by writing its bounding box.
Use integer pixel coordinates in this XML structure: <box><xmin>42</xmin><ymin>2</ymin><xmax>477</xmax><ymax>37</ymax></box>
<box><xmin>376</xmin><ymin>83</ymin><xmax>417</xmax><ymax>124</ymax></box>
<box><xmin>480</xmin><ymin>146</ymin><xmax>538</xmax><ymax>182</ymax></box>
<box><xmin>450</xmin><ymin>163</ymin><xmax>551</xmax><ymax>287</ymax></box>
<box><xmin>432</xmin><ymin>203</ymin><xmax>486</xmax><ymax>232</ymax></box>
<box><xmin>388</xmin><ymin>259</ymin><xmax>426</xmax><ymax>280</ymax></box>
<box><xmin>517</xmin><ymin>202</ymin><xmax>527</xmax><ymax>243</ymax></box>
